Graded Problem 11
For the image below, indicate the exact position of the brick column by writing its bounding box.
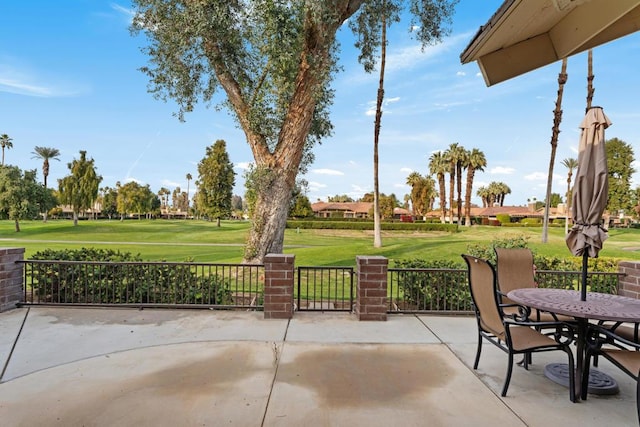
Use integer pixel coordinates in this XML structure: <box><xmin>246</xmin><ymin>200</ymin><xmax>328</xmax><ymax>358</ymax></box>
<box><xmin>263</xmin><ymin>254</ymin><xmax>294</xmax><ymax>319</ymax></box>
<box><xmin>355</xmin><ymin>256</ymin><xmax>388</xmax><ymax>321</ymax></box>
<box><xmin>0</xmin><ymin>247</ymin><xmax>25</xmax><ymax>312</ymax></box>
<box><xmin>618</xmin><ymin>261</ymin><xmax>640</xmax><ymax>299</ymax></box>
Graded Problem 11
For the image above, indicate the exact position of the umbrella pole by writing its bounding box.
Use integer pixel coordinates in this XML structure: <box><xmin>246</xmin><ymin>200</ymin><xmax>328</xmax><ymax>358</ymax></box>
<box><xmin>581</xmin><ymin>251</ymin><xmax>588</xmax><ymax>301</ymax></box>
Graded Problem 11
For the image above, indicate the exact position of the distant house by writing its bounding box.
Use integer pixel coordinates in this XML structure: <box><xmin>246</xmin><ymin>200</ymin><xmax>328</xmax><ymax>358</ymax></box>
<box><xmin>312</xmin><ymin>202</ymin><xmax>371</xmax><ymax>219</ymax></box>
<box><xmin>425</xmin><ymin>204</ymin><xmax>548</xmax><ymax>223</ymax></box>
<box><xmin>311</xmin><ymin>202</ymin><xmax>413</xmax><ymax>220</ymax></box>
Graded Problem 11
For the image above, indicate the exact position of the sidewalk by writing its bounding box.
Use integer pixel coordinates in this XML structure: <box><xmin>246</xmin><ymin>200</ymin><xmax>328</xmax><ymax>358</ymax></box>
<box><xmin>0</xmin><ymin>307</ymin><xmax>636</xmax><ymax>426</ymax></box>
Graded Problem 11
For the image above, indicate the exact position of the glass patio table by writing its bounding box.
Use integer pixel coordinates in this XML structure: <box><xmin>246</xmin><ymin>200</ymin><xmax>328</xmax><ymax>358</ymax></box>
<box><xmin>507</xmin><ymin>288</ymin><xmax>640</xmax><ymax>400</ymax></box>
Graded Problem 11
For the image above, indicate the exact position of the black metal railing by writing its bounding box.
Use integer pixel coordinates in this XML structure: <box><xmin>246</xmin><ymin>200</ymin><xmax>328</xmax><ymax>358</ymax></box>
<box><xmin>535</xmin><ymin>269</ymin><xmax>624</xmax><ymax>294</ymax></box>
<box><xmin>19</xmin><ymin>260</ymin><xmax>264</xmax><ymax>310</ymax></box>
<box><xmin>15</xmin><ymin>259</ymin><xmax>625</xmax><ymax>315</ymax></box>
<box><xmin>387</xmin><ymin>268</ymin><xmax>624</xmax><ymax>314</ymax></box>
<box><xmin>296</xmin><ymin>266</ymin><xmax>354</xmax><ymax>311</ymax></box>
<box><xmin>388</xmin><ymin>268</ymin><xmax>472</xmax><ymax>314</ymax></box>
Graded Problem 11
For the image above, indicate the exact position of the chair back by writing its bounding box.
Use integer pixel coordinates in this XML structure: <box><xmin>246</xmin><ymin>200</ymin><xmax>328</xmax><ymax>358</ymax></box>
<box><xmin>495</xmin><ymin>247</ymin><xmax>536</xmax><ymax>304</ymax></box>
<box><xmin>462</xmin><ymin>254</ymin><xmax>504</xmax><ymax>337</ymax></box>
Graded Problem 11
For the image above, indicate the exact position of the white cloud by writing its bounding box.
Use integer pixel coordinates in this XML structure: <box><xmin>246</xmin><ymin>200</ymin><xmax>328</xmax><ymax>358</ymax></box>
<box><xmin>124</xmin><ymin>177</ymin><xmax>144</xmax><ymax>184</ymax></box>
<box><xmin>313</xmin><ymin>168</ymin><xmax>344</xmax><ymax>176</ymax></box>
<box><xmin>0</xmin><ymin>62</ymin><xmax>88</xmax><ymax>97</ymax></box>
<box><xmin>350</xmin><ymin>184</ymin><xmax>371</xmax><ymax>194</ymax></box>
<box><xmin>235</xmin><ymin>162</ymin><xmax>253</xmax><ymax>170</ymax></box>
<box><xmin>456</xmin><ymin>71</ymin><xmax>466</xmax><ymax>76</ymax></box>
<box><xmin>524</xmin><ymin>172</ymin><xmax>547</xmax><ymax>181</ymax></box>
<box><xmin>490</xmin><ymin>166</ymin><xmax>515</xmax><ymax>175</ymax></box>
<box><xmin>110</xmin><ymin>3</ymin><xmax>135</xmax><ymax>23</ymax></box>
<box><xmin>400</xmin><ymin>167</ymin><xmax>413</xmax><ymax>173</ymax></box>
<box><xmin>161</xmin><ymin>179</ymin><xmax>181</xmax><ymax>188</ymax></box>
<box><xmin>0</xmin><ymin>77</ymin><xmax>56</xmax><ymax>97</ymax></box>
<box><xmin>308</xmin><ymin>181</ymin><xmax>327</xmax><ymax>191</ymax></box>
<box><xmin>364</xmin><ymin>96</ymin><xmax>400</xmax><ymax>116</ymax></box>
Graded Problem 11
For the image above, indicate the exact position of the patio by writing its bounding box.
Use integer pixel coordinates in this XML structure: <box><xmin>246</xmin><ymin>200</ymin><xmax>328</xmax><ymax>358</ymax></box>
<box><xmin>0</xmin><ymin>307</ymin><xmax>636</xmax><ymax>426</ymax></box>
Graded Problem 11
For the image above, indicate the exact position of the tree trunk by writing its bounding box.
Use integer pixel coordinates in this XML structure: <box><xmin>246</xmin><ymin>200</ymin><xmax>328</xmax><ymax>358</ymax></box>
<box><xmin>14</xmin><ymin>219</ymin><xmax>20</xmax><ymax>232</ymax></box>
<box><xmin>243</xmin><ymin>172</ymin><xmax>292</xmax><ymax>264</ymax></box>
<box><xmin>372</xmin><ymin>6</ymin><xmax>387</xmax><ymax>249</ymax></box>
<box><xmin>456</xmin><ymin>164</ymin><xmax>463</xmax><ymax>226</ymax></box>
<box><xmin>73</xmin><ymin>211</ymin><xmax>79</xmax><ymax>226</ymax></box>
<box><xmin>438</xmin><ymin>176</ymin><xmax>446</xmax><ymax>223</ymax></box>
<box><xmin>216</xmin><ymin>217</ymin><xmax>221</xmax><ymax>227</ymax></box>
<box><xmin>448</xmin><ymin>172</ymin><xmax>454</xmax><ymax>224</ymax></box>
<box><xmin>542</xmin><ymin>58</ymin><xmax>568</xmax><ymax>243</ymax></box>
<box><xmin>464</xmin><ymin>170</ymin><xmax>475</xmax><ymax>227</ymax></box>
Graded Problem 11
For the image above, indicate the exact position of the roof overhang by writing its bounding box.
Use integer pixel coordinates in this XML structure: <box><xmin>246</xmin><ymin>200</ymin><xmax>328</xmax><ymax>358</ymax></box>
<box><xmin>460</xmin><ymin>0</ymin><xmax>640</xmax><ymax>86</ymax></box>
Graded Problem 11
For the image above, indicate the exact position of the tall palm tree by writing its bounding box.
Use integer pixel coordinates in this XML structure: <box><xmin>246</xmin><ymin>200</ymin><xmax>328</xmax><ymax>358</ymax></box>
<box><xmin>31</xmin><ymin>146</ymin><xmax>61</xmax><ymax>222</ymax></box>
<box><xmin>562</xmin><ymin>157</ymin><xmax>578</xmax><ymax>234</ymax></box>
<box><xmin>429</xmin><ymin>151</ymin><xmax>448</xmax><ymax>223</ymax></box>
<box><xmin>406</xmin><ymin>172</ymin><xmax>422</xmax><ymax>216</ymax></box>
<box><xmin>31</xmin><ymin>146</ymin><xmax>61</xmax><ymax>189</ymax></box>
<box><xmin>476</xmin><ymin>186</ymin><xmax>489</xmax><ymax>208</ymax></box>
<box><xmin>496</xmin><ymin>182</ymin><xmax>511</xmax><ymax>206</ymax></box>
<box><xmin>186</xmin><ymin>173</ymin><xmax>192</xmax><ymax>212</ymax></box>
<box><xmin>542</xmin><ymin>58</ymin><xmax>568</xmax><ymax>243</ymax></box>
<box><xmin>444</xmin><ymin>143</ymin><xmax>466</xmax><ymax>224</ymax></box>
<box><xmin>455</xmin><ymin>145</ymin><xmax>468</xmax><ymax>226</ymax></box>
<box><xmin>0</xmin><ymin>134</ymin><xmax>13</xmax><ymax>166</ymax></box>
<box><xmin>464</xmin><ymin>148</ymin><xmax>487</xmax><ymax>226</ymax></box>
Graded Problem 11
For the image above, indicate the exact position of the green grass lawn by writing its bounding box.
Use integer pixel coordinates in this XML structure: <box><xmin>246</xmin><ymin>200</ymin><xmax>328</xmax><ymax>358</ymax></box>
<box><xmin>2</xmin><ymin>219</ymin><xmax>639</xmax><ymax>266</ymax></box>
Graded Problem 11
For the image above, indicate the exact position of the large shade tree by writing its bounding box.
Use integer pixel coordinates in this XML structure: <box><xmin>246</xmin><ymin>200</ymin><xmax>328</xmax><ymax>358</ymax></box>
<box><xmin>406</xmin><ymin>172</ymin><xmax>435</xmax><ymax>219</ymax></box>
<box><xmin>58</xmin><ymin>151</ymin><xmax>102</xmax><ymax>226</ymax></box>
<box><xmin>132</xmin><ymin>0</ymin><xmax>457</xmax><ymax>263</ymax></box>
<box><xmin>196</xmin><ymin>139</ymin><xmax>236</xmax><ymax>226</ymax></box>
<box><xmin>0</xmin><ymin>166</ymin><xmax>45</xmax><ymax>232</ymax></box>
<box><xmin>606</xmin><ymin>137</ymin><xmax>636</xmax><ymax>215</ymax></box>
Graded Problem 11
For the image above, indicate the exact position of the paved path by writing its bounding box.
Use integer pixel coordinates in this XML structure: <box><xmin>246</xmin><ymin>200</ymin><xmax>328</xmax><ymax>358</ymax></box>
<box><xmin>0</xmin><ymin>308</ymin><xmax>637</xmax><ymax>426</ymax></box>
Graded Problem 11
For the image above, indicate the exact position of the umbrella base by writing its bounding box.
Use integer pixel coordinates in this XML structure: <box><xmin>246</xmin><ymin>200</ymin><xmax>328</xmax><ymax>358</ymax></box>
<box><xmin>544</xmin><ymin>362</ymin><xmax>619</xmax><ymax>395</ymax></box>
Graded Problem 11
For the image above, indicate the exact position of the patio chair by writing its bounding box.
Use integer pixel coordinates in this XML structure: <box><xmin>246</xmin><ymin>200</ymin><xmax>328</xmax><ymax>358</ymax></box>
<box><xmin>494</xmin><ymin>247</ymin><xmax>573</xmax><ymax>323</ymax></box>
<box><xmin>584</xmin><ymin>323</ymin><xmax>640</xmax><ymax>421</ymax></box>
<box><xmin>462</xmin><ymin>254</ymin><xmax>576</xmax><ymax>402</ymax></box>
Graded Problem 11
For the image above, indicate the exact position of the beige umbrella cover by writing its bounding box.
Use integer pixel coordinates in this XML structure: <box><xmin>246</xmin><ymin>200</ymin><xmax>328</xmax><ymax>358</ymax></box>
<box><xmin>566</xmin><ymin>106</ymin><xmax>611</xmax><ymax>258</ymax></box>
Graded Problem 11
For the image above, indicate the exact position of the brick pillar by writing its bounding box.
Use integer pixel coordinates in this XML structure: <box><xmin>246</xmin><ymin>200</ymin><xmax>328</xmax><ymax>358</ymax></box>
<box><xmin>0</xmin><ymin>247</ymin><xmax>25</xmax><ymax>312</ymax></box>
<box><xmin>618</xmin><ymin>261</ymin><xmax>640</xmax><ymax>299</ymax></box>
<box><xmin>355</xmin><ymin>256</ymin><xmax>388</xmax><ymax>321</ymax></box>
<box><xmin>263</xmin><ymin>254</ymin><xmax>294</xmax><ymax>319</ymax></box>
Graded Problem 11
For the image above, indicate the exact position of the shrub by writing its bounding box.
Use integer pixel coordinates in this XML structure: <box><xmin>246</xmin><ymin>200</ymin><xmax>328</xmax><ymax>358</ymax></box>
<box><xmin>28</xmin><ymin>248</ymin><xmax>232</xmax><ymax>305</ymax></box>
<box><xmin>496</xmin><ymin>214</ymin><xmax>511</xmax><ymax>224</ymax></box>
<box><xmin>286</xmin><ymin>220</ymin><xmax>458</xmax><ymax>232</ymax></box>
<box><xmin>520</xmin><ymin>218</ymin><xmax>542</xmax><ymax>225</ymax></box>
<box><xmin>391</xmin><ymin>258</ymin><xmax>470</xmax><ymax>311</ymax></box>
<box><xmin>465</xmin><ymin>234</ymin><xmax>530</xmax><ymax>264</ymax></box>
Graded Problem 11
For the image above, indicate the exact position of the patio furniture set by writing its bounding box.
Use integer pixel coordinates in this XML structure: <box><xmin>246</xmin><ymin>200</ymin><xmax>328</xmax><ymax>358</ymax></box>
<box><xmin>463</xmin><ymin>248</ymin><xmax>640</xmax><ymax>422</ymax></box>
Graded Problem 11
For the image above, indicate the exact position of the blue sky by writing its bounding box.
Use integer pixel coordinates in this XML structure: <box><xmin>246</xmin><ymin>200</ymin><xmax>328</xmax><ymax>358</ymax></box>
<box><xmin>2</xmin><ymin>1</ymin><xmax>639</xmax><ymax>208</ymax></box>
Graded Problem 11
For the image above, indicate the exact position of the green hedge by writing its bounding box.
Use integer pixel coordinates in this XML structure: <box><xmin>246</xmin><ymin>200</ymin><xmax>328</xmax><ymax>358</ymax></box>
<box><xmin>28</xmin><ymin>248</ymin><xmax>233</xmax><ymax>305</ymax></box>
<box><xmin>286</xmin><ymin>220</ymin><xmax>458</xmax><ymax>232</ymax></box>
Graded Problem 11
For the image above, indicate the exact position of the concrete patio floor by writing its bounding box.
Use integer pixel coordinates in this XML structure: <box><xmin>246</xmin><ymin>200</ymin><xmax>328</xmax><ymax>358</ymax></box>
<box><xmin>0</xmin><ymin>307</ymin><xmax>637</xmax><ymax>426</ymax></box>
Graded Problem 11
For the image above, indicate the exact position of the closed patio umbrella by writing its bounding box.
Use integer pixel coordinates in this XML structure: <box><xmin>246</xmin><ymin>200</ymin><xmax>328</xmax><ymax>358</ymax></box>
<box><xmin>565</xmin><ymin>106</ymin><xmax>611</xmax><ymax>301</ymax></box>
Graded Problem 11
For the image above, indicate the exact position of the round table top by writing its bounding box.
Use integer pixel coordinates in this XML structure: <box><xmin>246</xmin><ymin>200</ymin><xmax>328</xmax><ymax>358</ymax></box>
<box><xmin>507</xmin><ymin>288</ymin><xmax>640</xmax><ymax>322</ymax></box>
